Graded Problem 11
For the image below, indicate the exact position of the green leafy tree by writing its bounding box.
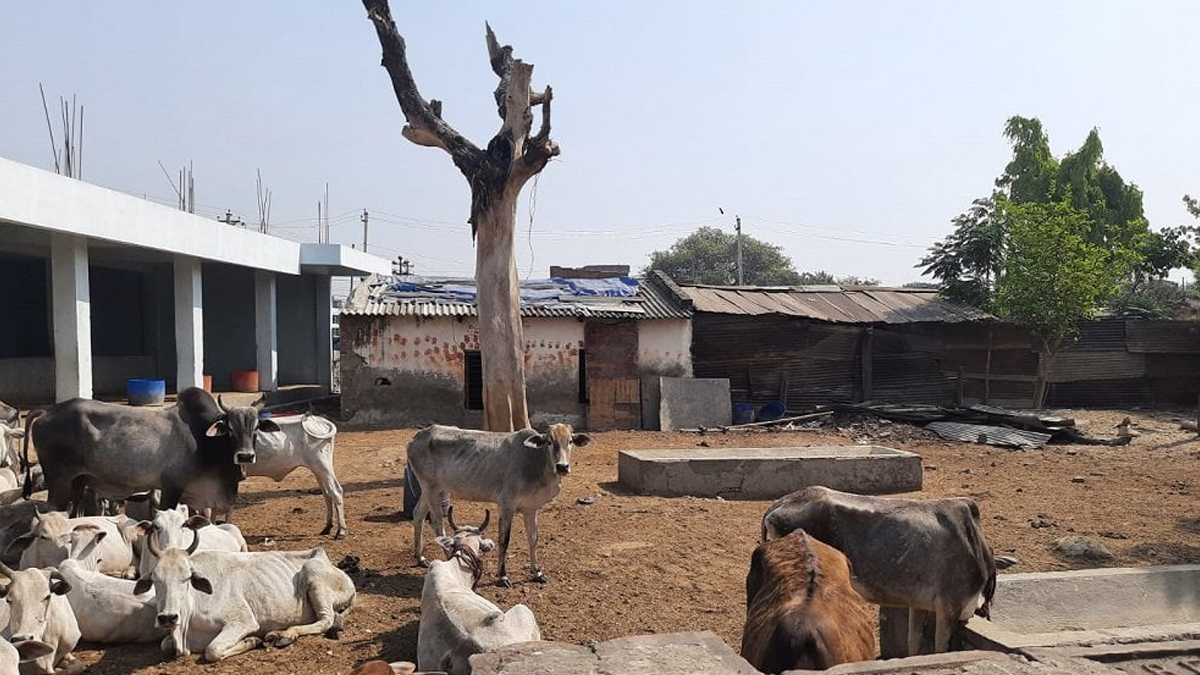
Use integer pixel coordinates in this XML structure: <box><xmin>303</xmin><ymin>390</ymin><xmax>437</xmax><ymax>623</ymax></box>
<box><xmin>993</xmin><ymin>201</ymin><xmax>1127</xmax><ymax>407</ymax></box>
<box><xmin>645</xmin><ymin>227</ymin><xmax>803</xmax><ymax>285</ymax></box>
<box><xmin>902</xmin><ymin>281</ymin><xmax>940</xmax><ymax>289</ymax></box>
<box><xmin>836</xmin><ymin>275</ymin><xmax>881</xmax><ymax>286</ymax></box>
<box><xmin>1108</xmin><ymin>278</ymin><xmax>1188</xmax><ymax>319</ymax></box>
<box><xmin>796</xmin><ymin>270</ymin><xmax>835</xmax><ymax>285</ymax></box>
<box><xmin>919</xmin><ymin>197</ymin><xmax>1005</xmax><ymax>307</ymax></box>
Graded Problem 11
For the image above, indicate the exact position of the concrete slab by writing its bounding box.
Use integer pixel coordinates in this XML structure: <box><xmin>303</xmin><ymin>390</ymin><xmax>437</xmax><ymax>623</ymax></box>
<box><xmin>469</xmin><ymin>632</ymin><xmax>760</xmax><ymax>675</ymax></box>
<box><xmin>964</xmin><ymin>565</ymin><xmax>1200</xmax><ymax>650</ymax></box>
<box><xmin>618</xmin><ymin>446</ymin><xmax>922</xmax><ymax>499</ymax></box>
<box><xmin>783</xmin><ymin>650</ymin><xmax>1114</xmax><ymax>675</ymax></box>
<box><xmin>658</xmin><ymin>377</ymin><xmax>731</xmax><ymax>431</ymax></box>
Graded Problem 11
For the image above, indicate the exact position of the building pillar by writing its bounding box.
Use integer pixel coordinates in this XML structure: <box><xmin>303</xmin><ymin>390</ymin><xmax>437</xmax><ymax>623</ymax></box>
<box><xmin>50</xmin><ymin>234</ymin><xmax>92</xmax><ymax>401</ymax></box>
<box><xmin>314</xmin><ymin>275</ymin><xmax>332</xmax><ymax>390</ymax></box>
<box><xmin>174</xmin><ymin>257</ymin><xmax>204</xmax><ymax>391</ymax></box>
<box><xmin>255</xmin><ymin>271</ymin><xmax>278</xmax><ymax>391</ymax></box>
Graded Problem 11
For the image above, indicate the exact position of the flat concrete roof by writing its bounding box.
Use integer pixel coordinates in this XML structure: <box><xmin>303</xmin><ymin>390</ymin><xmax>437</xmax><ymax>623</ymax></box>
<box><xmin>0</xmin><ymin>157</ymin><xmax>388</xmax><ymax>276</ymax></box>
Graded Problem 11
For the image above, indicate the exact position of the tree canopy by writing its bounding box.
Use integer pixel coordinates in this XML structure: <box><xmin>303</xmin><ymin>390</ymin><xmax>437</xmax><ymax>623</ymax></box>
<box><xmin>645</xmin><ymin>227</ymin><xmax>803</xmax><ymax>285</ymax></box>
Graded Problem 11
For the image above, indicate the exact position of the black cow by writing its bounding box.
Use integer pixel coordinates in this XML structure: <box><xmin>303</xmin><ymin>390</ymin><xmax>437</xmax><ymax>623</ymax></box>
<box><xmin>27</xmin><ymin>388</ymin><xmax>276</xmax><ymax>515</ymax></box>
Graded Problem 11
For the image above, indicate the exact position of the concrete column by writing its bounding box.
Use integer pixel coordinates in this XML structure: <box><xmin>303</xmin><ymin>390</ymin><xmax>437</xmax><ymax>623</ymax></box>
<box><xmin>314</xmin><ymin>275</ymin><xmax>332</xmax><ymax>390</ymax></box>
<box><xmin>50</xmin><ymin>234</ymin><xmax>93</xmax><ymax>401</ymax></box>
<box><xmin>174</xmin><ymin>257</ymin><xmax>204</xmax><ymax>391</ymax></box>
<box><xmin>255</xmin><ymin>271</ymin><xmax>278</xmax><ymax>391</ymax></box>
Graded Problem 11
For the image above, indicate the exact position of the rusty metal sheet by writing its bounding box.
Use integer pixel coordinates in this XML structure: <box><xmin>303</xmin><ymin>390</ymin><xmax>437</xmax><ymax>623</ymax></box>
<box><xmin>925</xmin><ymin>421</ymin><xmax>1052</xmax><ymax>448</ymax></box>
<box><xmin>1049</xmin><ymin>352</ymin><xmax>1146</xmax><ymax>382</ymax></box>
<box><xmin>1127</xmin><ymin>321</ymin><xmax>1200</xmax><ymax>353</ymax></box>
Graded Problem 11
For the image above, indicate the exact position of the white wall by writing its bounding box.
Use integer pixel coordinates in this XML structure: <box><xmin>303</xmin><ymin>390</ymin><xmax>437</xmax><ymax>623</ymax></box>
<box><xmin>638</xmin><ymin>318</ymin><xmax>692</xmax><ymax>377</ymax></box>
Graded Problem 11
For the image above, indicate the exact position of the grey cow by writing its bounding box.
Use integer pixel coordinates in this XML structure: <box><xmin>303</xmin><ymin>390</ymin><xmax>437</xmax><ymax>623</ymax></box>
<box><xmin>28</xmin><ymin>388</ymin><xmax>270</xmax><ymax>514</ymax></box>
<box><xmin>406</xmin><ymin>423</ymin><xmax>589</xmax><ymax>586</ymax></box>
<box><xmin>761</xmin><ymin>486</ymin><xmax>999</xmax><ymax>655</ymax></box>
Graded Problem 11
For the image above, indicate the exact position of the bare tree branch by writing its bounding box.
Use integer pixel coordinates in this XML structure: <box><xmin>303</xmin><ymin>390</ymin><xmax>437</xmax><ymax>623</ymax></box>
<box><xmin>363</xmin><ymin>0</ymin><xmax>482</xmax><ymax>173</ymax></box>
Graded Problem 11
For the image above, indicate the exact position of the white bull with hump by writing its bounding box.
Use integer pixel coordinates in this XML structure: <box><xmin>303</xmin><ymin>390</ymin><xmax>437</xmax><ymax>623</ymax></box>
<box><xmin>135</xmin><ymin>506</ymin><xmax>247</xmax><ymax>577</ymax></box>
<box><xmin>405</xmin><ymin>423</ymin><xmax>590</xmax><ymax>586</ymax></box>
<box><xmin>133</xmin><ymin>531</ymin><xmax>355</xmax><ymax>662</ymax></box>
<box><xmin>417</xmin><ymin>508</ymin><xmax>540</xmax><ymax>675</ymax></box>
<box><xmin>242</xmin><ymin>413</ymin><xmax>345</xmax><ymax>539</ymax></box>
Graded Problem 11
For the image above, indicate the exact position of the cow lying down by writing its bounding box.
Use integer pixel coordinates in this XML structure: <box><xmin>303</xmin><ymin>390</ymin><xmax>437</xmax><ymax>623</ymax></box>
<box><xmin>761</xmin><ymin>486</ymin><xmax>1000</xmax><ymax>655</ymax></box>
<box><xmin>134</xmin><ymin>531</ymin><xmax>355</xmax><ymax>662</ymax></box>
<box><xmin>741</xmin><ymin>530</ymin><xmax>875</xmax><ymax>673</ymax></box>
<box><xmin>0</xmin><ymin>561</ymin><xmax>82</xmax><ymax>675</ymax></box>
<box><xmin>134</xmin><ymin>507</ymin><xmax>247</xmax><ymax>577</ymax></box>
<box><xmin>417</xmin><ymin>508</ymin><xmax>540</xmax><ymax>675</ymax></box>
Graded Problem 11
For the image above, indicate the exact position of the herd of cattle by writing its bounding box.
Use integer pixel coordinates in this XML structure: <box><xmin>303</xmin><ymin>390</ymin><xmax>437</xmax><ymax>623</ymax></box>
<box><xmin>0</xmin><ymin>391</ymin><xmax>1013</xmax><ymax>675</ymax></box>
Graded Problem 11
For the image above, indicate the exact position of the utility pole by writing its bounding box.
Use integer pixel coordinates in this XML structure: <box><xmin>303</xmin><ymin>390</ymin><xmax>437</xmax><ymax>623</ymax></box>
<box><xmin>218</xmin><ymin>210</ymin><xmax>243</xmax><ymax>227</ymax></box>
<box><xmin>361</xmin><ymin>209</ymin><xmax>369</xmax><ymax>253</ymax></box>
<box><xmin>735</xmin><ymin>215</ymin><xmax>744</xmax><ymax>285</ymax></box>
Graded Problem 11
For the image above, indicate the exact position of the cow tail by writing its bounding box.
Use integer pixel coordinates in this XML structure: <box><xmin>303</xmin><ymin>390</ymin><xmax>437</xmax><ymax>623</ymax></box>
<box><xmin>22</xmin><ymin>410</ymin><xmax>44</xmax><ymax>500</ymax></box>
<box><xmin>964</xmin><ymin>501</ymin><xmax>997</xmax><ymax>620</ymax></box>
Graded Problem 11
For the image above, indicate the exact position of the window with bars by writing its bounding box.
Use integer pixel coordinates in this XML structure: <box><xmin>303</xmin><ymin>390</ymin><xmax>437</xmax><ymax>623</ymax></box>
<box><xmin>464</xmin><ymin>350</ymin><xmax>483</xmax><ymax>410</ymax></box>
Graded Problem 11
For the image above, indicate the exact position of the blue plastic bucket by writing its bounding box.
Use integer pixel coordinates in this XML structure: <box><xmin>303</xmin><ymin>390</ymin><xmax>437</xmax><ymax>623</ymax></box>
<box><xmin>127</xmin><ymin>379</ymin><xmax>166</xmax><ymax>406</ymax></box>
<box><xmin>732</xmin><ymin>403</ymin><xmax>756</xmax><ymax>425</ymax></box>
<box><xmin>756</xmin><ymin>400</ymin><xmax>787</xmax><ymax>422</ymax></box>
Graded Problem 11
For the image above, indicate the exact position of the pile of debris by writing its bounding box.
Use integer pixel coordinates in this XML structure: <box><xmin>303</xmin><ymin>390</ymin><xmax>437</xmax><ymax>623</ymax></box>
<box><xmin>832</xmin><ymin>403</ymin><xmax>1132</xmax><ymax>449</ymax></box>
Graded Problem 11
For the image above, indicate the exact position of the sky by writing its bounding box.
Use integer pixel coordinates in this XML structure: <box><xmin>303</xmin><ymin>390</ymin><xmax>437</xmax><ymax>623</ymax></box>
<box><xmin>3</xmin><ymin>1</ymin><xmax>1200</xmax><ymax>292</ymax></box>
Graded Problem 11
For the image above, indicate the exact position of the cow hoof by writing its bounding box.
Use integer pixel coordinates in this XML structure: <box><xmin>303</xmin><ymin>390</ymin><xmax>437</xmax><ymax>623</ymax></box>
<box><xmin>333</xmin><ymin>530</ymin><xmax>346</xmax><ymax>540</ymax></box>
<box><xmin>531</xmin><ymin>571</ymin><xmax>548</xmax><ymax>584</ymax></box>
<box><xmin>264</xmin><ymin>632</ymin><xmax>294</xmax><ymax>649</ymax></box>
<box><xmin>496</xmin><ymin>576</ymin><xmax>512</xmax><ymax>588</ymax></box>
<box><xmin>415</xmin><ymin>557</ymin><xmax>429</xmax><ymax>568</ymax></box>
<box><xmin>319</xmin><ymin>524</ymin><xmax>332</xmax><ymax>536</ymax></box>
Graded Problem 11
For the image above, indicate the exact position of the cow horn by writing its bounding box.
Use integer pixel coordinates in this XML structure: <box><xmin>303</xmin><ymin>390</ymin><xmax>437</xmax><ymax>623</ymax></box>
<box><xmin>185</xmin><ymin>528</ymin><xmax>201</xmax><ymax>555</ymax></box>
<box><xmin>252</xmin><ymin>394</ymin><xmax>267</xmax><ymax>410</ymax></box>
<box><xmin>446</xmin><ymin>506</ymin><xmax>458</xmax><ymax>532</ymax></box>
<box><xmin>0</xmin><ymin>562</ymin><xmax>13</xmax><ymax>578</ymax></box>
<box><xmin>217</xmin><ymin>395</ymin><xmax>229</xmax><ymax>414</ymax></box>
<box><xmin>145</xmin><ymin>531</ymin><xmax>162</xmax><ymax>559</ymax></box>
<box><xmin>478</xmin><ymin>509</ymin><xmax>490</xmax><ymax>533</ymax></box>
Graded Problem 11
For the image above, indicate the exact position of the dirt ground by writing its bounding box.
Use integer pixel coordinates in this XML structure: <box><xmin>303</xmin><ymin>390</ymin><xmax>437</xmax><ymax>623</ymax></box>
<box><xmin>76</xmin><ymin>408</ymin><xmax>1200</xmax><ymax>675</ymax></box>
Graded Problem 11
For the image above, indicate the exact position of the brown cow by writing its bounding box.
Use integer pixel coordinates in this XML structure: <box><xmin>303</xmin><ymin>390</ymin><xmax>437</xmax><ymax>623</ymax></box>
<box><xmin>741</xmin><ymin>530</ymin><xmax>875</xmax><ymax>673</ymax></box>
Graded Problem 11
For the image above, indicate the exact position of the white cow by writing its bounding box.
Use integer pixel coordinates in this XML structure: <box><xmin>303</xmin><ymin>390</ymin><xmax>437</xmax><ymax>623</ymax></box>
<box><xmin>133</xmin><ymin>532</ymin><xmax>355</xmax><ymax>662</ymax></box>
<box><xmin>245</xmin><ymin>413</ymin><xmax>345</xmax><ymax>538</ymax></box>
<box><xmin>0</xmin><ymin>640</ymin><xmax>53</xmax><ymax>675</ymax></box>
<box><xmin>56</xmin><ymin>530</ymin><xmax>159</xmax><ymax>644</ymax></box>
<box><xmin>417</xmin><ymin>508</ymin><xmax>540</xmax><ymax>675</ymax></box>
<box><xmin>135</xmin><ymin>507</ymin><xmax>247</xmax><ymax>577</ymax></box>
<box><xmin>0</xmin><ymin>424</ymin><xmax>26</xmax><ymax>501</ymax></box>
<box><xmin>0</xmin><ymin>562</ymin><xmax>82</xmax><ymax>675</ymax></box>
<box><xmin>12</xmin><ymin>511</ymin><xmax>137</xmax><ymax>577</ymax></box>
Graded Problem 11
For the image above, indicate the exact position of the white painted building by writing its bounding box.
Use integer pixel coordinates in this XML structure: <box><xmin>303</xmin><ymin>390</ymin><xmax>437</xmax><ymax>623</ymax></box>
<box><xmin>0</xmin><ymin>157</ymin><xmax>390</xmax><ymax>404</ymax></box>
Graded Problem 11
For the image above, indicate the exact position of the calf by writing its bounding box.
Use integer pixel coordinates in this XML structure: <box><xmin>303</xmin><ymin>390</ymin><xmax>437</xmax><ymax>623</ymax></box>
<box><xmin>417</xmin><ymin>508</ymin><xmax>540</xmax><ymax>675</ymax></box>
<box><xmin>56</xmin><ymin>530</ymin><xmax>159</xmax><ymax>644</ymax></box>
<box><xmin>244</xmin><ymin>412</ymin><xmax>345</xmax><ymax>538</ymax></box>
<box><xmin>741</xmin><ymin>530</ymin><xmax>875</xmax><ymax>673</ymax></box>
<box><xmin>133</xmin><ymin>533</ymin><xmax>355</xmax><ymax>662</ymax></box>
<box><xmin>135</xmin><ymin>507</ymin><xmax>247</xmax><ymax>577</ymax></box>
<box><xmin>761</xmin><ymin>486</ymin><xmax>999</xmax><ymax>654</ymax></box>
<box><xmin>0</xmin><ymin>562</ymin><xmax>82</xmax><ymax>675</ymax></box>
<box><xmin>11</xmin><ymin>511</ymin><xmax>137</xmax><ymax>577</ymax></box>
<box><xmin>406</xmin><ymin>423</ymin><xmax>589</xmax><ymax>586</ymax></box>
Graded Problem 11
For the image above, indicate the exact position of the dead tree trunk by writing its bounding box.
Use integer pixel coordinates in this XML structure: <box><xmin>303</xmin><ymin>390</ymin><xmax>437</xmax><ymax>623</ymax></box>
<box><xmin>363</xmin><ymin>1</ymin><xmax>559</xmax><ymax>430</ymax></box>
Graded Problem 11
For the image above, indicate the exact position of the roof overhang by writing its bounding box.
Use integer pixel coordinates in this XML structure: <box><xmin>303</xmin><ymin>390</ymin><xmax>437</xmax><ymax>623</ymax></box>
<box><xmin>300</xmin><ymin>243</ymin><xmax>392</xmax><ymax>276</ymax></box>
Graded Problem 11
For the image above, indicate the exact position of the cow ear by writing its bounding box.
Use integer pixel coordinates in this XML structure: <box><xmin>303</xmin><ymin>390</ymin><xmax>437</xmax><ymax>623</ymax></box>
<box><xmin>205</xmin><ymin>420</ymin><xmax>229</xmax><ymax>437</ymax></box>
<box><xmin>523</xmin><ymin>433</ymin><xmax>546</xmax><ymax>449</ymax></box>
<box><xmin>184</xmin><ymin>515</ymin><xmax>210</xmax><ymax>530</ymax></box>
<box><xmin>190</xmin><ymin>574</ymin><xmax>213</xmax><ymax>595</ymax></box>
<box><xmin>133</xmin><ymin>577</ymin><xmax>152</xmax><ymax>595</ymax></box>
<box><xmin>15</xmin><ymin>640</ymin><xmax>53</xmax><ymax>662</ymax></box>
<box><xmin>572</xmin><ymin>433</ymin><xmax>591</xmax><ymax>448</ymax></box>
<box><xmin>50</xmin><ymin>579</ymin><xmax>71</xmax><ymax>596</ymax></box>
<box><xmin>135</xmin><ymin>521</ymin><xmax>154</xmax><ymax>536</ymax></box>
<box><xmin>0</xmin><ymin>583</ymin><xmax>8</xmax><ymax>598</ymax></box>
<box><xmin>257</xmin><ymin>419</ymin><xmax>281</xmax><ymax>434</ymax></box>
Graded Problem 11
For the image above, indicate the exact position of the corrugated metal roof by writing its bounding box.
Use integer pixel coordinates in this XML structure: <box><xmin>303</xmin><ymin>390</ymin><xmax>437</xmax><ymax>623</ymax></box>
<box><xmin>675</xmin><ymin>283</ymin><xmax>991</xmax><ymax>325</ymax></box>
<box><xmin>342</xmin><ymin>273</ymin><xmax>691</xmax><ymax>320</ymax></box>
<box><xmin>925</xmin><ymin>421</ymin><xmax>1052</xmax><ymax>448</ymax></box>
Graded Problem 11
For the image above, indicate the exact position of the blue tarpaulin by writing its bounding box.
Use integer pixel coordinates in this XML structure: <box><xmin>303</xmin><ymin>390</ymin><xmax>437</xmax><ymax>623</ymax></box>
<box><xmin>388</xmin><ymin>276</ymin><xmax>638</xmax><ymax>303</ymax></box>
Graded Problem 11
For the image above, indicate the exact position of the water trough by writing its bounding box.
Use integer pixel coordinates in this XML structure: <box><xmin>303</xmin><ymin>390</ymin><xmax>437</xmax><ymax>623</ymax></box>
<box><xmin>617</xmin><ymin>445</ymin><xmax>922</xmax><ymax>499</ymax></box>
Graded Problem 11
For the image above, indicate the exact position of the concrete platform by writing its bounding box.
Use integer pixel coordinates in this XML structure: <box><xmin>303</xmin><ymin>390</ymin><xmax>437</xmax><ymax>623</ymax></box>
<box><xmin>617</xmin><ymin>445</ymin><xmax>922</xmax><ymax>499</ymax></box>
<box><xmin>469</xmin><ymin>632</ymin><xmax>759</xmax><ymax>675</ymax></box>
<box><xmin>964</xmin><ymin>565</ymin><xmax>1200</xmax><ymax>650</ymax></box>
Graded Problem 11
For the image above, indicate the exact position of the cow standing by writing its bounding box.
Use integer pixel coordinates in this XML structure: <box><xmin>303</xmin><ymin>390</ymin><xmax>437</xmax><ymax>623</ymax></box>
<box><xmin>417</xmin><ymin>508</ymin><xmax>540</xmax><ymax>674</ymax></box>
<box><xmin>406</xmin><ymin>423</ymin><xmax>589</xmax><ymax>586</ymax></box>
<box><xmin>27</xmin><ymin>388</ymin><xmax>264</xmax><ymax>514</ymax></box>
<box><xmin>243</xmin><ymin>412</ymin><xmax>345</xmax><ymax>538</ymax></box>
<box><xmin>133</xmin><ymin>532</ymin><xmax>355</xmax><ymax>662</ymax></box>
<box><xmin>0</xmin><ymin>562</ymin><xmax>82</xmax><ymax>675</ymax></box>
<box><xmin>741</xmin><ymin>530</ymin><xmax>875</xmax><ymax>673</ymax></box>
<box><xmin>761</xmin><ymin>486</ymin><xmax>999</xmax><ymax>655</ymax></box>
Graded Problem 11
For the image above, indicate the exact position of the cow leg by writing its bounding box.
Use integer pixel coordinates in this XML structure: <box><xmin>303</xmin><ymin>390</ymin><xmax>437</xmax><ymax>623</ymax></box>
<box><xmin>906</xmin><ymin>608</ymin><xmax>922</xmax><ymax>656</ymax></box>
<box><xmin>312</xmin><ymin>462</ymin><xmax>346</xmax><ymax>539</ymax></box>
<box><xmin>495</xmin><ymin>506</ymin><xmax>516</xmax><ymax>587</ymax></box>
<box><xmin>932</xmin><ymin>608</ymin><xmax>957</xmax><ymax>654</ymax></box>
<box><xmin>159</xmin><ymin>483</ymin><xmax>184</xmax><ymax>511</ymax></box>
<box><xmin>411</xmin><ymin>491</ymin><xmax>432</xmax><ymax>567</ymax></box>
<box><xmin>264</xmin><ymin>564</ymin><xmax>340</xmax><ymax>648</ymax></box>
<box><xmin>203</xmin><ymin>619</ymin><xmax>263</xmax><ymax>662</ymax></box>
<box><xmin>53</xmin><ymin>653</ymin><xmax>85</xmax><ymax>675</ymax></box>
<box><xmin>523</xmin><ymin>509</ymin><xmax>546</xmax><ymax>583</ymax></box>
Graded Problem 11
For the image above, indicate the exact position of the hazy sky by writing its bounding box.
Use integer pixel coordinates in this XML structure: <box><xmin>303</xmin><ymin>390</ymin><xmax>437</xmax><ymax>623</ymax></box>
<box><xmin>3</xmin><ymin>2</ymin><xmax>1199</xmax><ymax>288</ymax></box>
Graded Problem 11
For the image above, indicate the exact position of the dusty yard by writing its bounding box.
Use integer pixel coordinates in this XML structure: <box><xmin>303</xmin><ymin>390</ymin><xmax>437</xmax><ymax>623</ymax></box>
<box><xmin>77</xmin><ymin>408</ymin><xmax>1200</xmax><ymax>675</ymax></box>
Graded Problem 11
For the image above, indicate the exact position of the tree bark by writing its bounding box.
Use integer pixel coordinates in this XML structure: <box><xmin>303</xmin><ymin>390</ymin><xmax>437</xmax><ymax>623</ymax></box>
<box><xmin>363</xmin><ymin>0</ymin><xmax>559</xmax><ymax>431</ymax></box>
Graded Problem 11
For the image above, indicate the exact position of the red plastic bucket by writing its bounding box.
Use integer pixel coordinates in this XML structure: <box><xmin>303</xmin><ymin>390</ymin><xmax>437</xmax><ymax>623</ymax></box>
<box><xmin>230</xmin><ymin>370</ymin><xmax>259</xmax><ymax>393</ymax></box>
